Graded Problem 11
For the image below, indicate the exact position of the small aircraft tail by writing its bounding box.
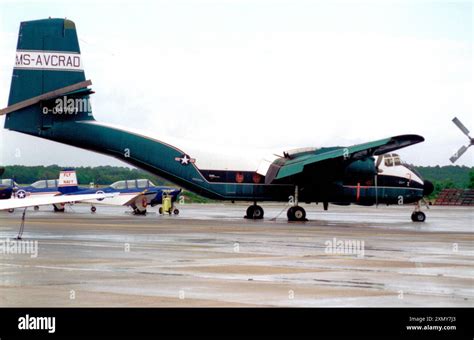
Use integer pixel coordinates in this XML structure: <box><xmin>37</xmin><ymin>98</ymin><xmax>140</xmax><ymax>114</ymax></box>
<box><xmin>2</xmin><ymin>18</ymin><xmax>94</xmax><ymax>136</ymax></box>
<box><xmin>58</xmin><ymin>168</ymin><xmax>79</xmax><ymax>194</ymax></box>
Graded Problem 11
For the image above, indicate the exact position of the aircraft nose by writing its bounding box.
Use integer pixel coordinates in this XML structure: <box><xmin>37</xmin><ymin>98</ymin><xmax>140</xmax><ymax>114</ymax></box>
<box><xmin>423</xmin><ymin>180</ymin><xmax>434</xmax><ymax>196</ymax></box>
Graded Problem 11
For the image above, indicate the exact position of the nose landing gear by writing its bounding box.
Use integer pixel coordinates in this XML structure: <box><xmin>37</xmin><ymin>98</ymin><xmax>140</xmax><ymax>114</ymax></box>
<box><xmin>411</xmin><ymin>211</ymin><xmax>426</xmax><ymax>222</ymax></box>
<box><xmin>411</xmin><ymin>202</ymin><xmax>426</xmax><ymax>222</ymax></box>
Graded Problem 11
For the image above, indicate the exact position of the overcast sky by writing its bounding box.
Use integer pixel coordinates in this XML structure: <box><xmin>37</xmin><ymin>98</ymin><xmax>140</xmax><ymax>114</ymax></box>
<box><xmin>0</xmin><ymin>0</ymin><xmax>472</xmax><ymax>168</ymax></box>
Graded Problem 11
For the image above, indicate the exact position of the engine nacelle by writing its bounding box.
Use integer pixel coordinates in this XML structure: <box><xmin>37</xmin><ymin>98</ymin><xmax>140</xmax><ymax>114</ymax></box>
<box><xmin>344</xmin><ymin>158</ymin><xmax>376</xmax><ymax>178</ymax></box>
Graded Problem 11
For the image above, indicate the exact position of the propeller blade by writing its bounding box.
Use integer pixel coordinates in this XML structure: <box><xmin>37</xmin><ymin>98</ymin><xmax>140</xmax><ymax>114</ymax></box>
<box><xmin>452</xmin><ymin>117</ymin><xmax>471</xmax><ymax>137</ymax></box>
<box><xmin>449</xmin><ymin>145</ymin><xmax>469</xmax><ymax>163</ymax></box>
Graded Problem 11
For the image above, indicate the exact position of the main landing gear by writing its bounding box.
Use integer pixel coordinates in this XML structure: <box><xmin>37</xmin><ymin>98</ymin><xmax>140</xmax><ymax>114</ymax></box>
<box><xmin>245</xmin><ymin>202</ymin><xmax>264</xmax><ymax>219</ymax></box>
<box><xmin>133</xmin><ymin>207</ymin><xmax>147</xmax><ymax>215</ymax></box>
<box><xmin>287</xmin><ymin>206</ymin><xmax>306</xmax><ymax>221</ymax></box>
<box><xmin>53</xmin><ymin>203</ymin><xmax>65</xmax><ymax>213</ymax></box>
<box><xmin>287</xmin><ymin>185</ymin><xmax>307</xmax><ymax>222</ymax></box>
<box><xmin>411</xmin><ymin>201</ymin><xmax>426</xmax><ymax>222</ymax></box>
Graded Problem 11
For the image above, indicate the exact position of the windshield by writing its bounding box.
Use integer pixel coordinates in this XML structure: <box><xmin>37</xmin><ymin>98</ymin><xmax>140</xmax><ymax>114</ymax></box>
<box><xmin>31</xmin><ymin>180</ymin><xmax>47</xmax><ymax>189</ymax></box>
<box><xmin>110</xmin><ymin>180</ymin><xmax>126</xmax><ymax>190</ymax></box>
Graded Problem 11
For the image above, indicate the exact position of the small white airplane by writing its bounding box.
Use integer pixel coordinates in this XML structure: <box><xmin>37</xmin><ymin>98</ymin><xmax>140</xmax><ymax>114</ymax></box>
<box><xmin>0</xmin><ymin>189</ymin><xmax>117</xmax><ymax>239</ymax></box>
<box><xmin>5</xmin><ymin>169</ymin><xmax>178</xmax><ymax>215</ymax></box>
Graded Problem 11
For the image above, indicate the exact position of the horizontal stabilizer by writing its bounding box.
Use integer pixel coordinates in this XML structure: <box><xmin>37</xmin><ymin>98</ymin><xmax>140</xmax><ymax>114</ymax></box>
<box><xmin>0</xmin><ymin>80</ymin><xmax>92</xmax><ymax>116</ymax></box>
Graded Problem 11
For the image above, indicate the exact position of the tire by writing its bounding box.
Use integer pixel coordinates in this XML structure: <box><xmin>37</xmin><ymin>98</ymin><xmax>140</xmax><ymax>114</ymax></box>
<box><xmin>34</xmin><ymin>206</ymin><xmax>39</xmax><ymax>211</ymax></box>
<box><xmin>246</xmin><ymin>205</ymin><xmax>255</xmax><ymax>219</ymax></box>
<box><xmin>287</xmin><ymin>206</ymin><xmax>306</xmax><ymax>221</ymax></box>
<box><xmin>246</xmin><ymin>205</ymin><xmax>264</xmax><ymax>219</ymax></box>
<box><xmin>8</xmin><ymin>208</ymin><xmax>14</xmax><ymax>213</ymax></box>
<box><xmin>91</xmin><ymin>206</ymin><xmax>97</xmax><ymax>213</ymax></box>
<box><xmin>412</xmin><ymin>211</ymin><xmax>426</xmax><ymax>222</ymax></box>
<box><xmin>252</xmin><ymin>205</ymin><xmax>264</xmax><ymax>219</ymax></box>
<box><xmin>287</xmin><ymin>207</ymin><xmax>295</xmax><ymax>220</ymax></box>
<box><xmin>173</xmin><ymin>208</ymin><xmax>179</xmax><ymax>215</ymax></box>
<box><xmin>159</xmin><ymin>207</ymin><xmax>163</xmax><ymax>215</ymax></box>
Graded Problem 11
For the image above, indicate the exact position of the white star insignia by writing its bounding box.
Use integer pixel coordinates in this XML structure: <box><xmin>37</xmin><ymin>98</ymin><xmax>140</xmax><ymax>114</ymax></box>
<box><xmin>175</xmin><ymin>154</ymin><xmax>195</xmax><ymax>166</ymax></box>
<box><xmin>16</xmin><ymin>190</ymin><xmax>27</xmax><ymax>199</ymax></box>
<box><xmin>181</xmin><ymin>155</ymin><xmax>190</xmax><ymax>165</ymax></box>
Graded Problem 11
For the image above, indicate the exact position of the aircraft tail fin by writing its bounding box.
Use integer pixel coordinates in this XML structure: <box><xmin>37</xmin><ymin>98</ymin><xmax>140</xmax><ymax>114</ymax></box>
<box><xmin>2</xmin><ymin>18</ymin><xmax>94</xmax><ymax>135</ymax></box>
<box><xmin>58</xmin><ymin>168</ymin><xmax>78</xmax><ymax>194</ymax></box>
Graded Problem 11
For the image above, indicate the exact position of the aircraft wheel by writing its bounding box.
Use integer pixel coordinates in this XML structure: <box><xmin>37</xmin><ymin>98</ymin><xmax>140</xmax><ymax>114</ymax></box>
<box><xmin>173</xmin><ymin>208</ymin><xmax>179</xmax><ymax>215</ymax></box>
<box><xmin>287</xmin><ymin>206</ymin><xmax>306</xmax><ymax>222</ymax></box>
<box><xmin>159</xmin><ymin>207</ymin><xmax>163</xmax><ymax>215</ymax></box>
<box><xmin>53</xmin><ymin>205</ymin><xmax>65</xmax><ymax>213</ymax></box>
<box><xmin>246</xmin><ymin>205</ymin><xmax>264</xmax><ymax>219</ymax></box>
<box><xmin>245</xmin><ymin>205</ymin><xmax>255</xmax><ymax>218</ymax></box>
<box><xmin>91</xmin><ymin>206</ymin><xmax>97</xmax><ymax>213</ymax></box>
<box><xmin>34</xmin><ymin>206</ymin><xmax>39</xmax><ymax>211</ymax></box>
<box><xmin>411</xmin><ymin>211</ymin><xmax>426</xmax><ymax>222</ymax></box>
<box><xmin>8</xmin><ymin>208</ymin><xmax>14</xmax><ymax>213</ymax></box>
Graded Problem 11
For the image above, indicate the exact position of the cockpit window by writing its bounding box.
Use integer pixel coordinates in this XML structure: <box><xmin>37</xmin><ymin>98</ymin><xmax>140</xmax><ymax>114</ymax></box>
<box><xmin>126</xmin><ymin>180</ymin><xmax>137</xmax><ymax>189</ymax></box>
<box><xmin>137</xmin><ymin>179</ymin><xmax>150</xmax><ymax>189</ymax></box>
<box><xmin>31</xmin><ymin>180</ymin><xmax>47</xmax><ymax>189</ymax></box>
<box><xmin>0</xmin><ymin>179</ymin><xmax>16</xmax><ymax>186</ymax></box>
<box><xmin>383</xmin><ymin>153</ymin><xmax>402</xmax><ymax>167</ymax></box>
<box><xmin>110</xmin><ymin>180</ymin><xmax>126</xmax><ymax>190</ymax></box>
<box><xmin>404</xmin><ymin>163</ymin><xmax>422</xmax><ymax>178</ymax></box>
<box><xmin>47</xmin><ymin>179</ymin><xmax>58</xmax><ymax>188</ymax></box>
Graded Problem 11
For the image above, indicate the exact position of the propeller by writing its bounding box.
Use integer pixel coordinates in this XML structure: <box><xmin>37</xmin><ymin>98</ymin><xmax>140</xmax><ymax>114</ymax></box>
<box><xmin>450</xmin><ymin>117</ymin><xmax>473</xmax><ymax>163</ymax></box>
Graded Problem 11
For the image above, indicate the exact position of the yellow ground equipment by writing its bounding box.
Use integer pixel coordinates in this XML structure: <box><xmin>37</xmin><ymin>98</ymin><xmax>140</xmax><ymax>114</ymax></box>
<box><xmin>159</xmin><ymin>190</ymin><xmax>179</xmax><ymax>215</ymax></box>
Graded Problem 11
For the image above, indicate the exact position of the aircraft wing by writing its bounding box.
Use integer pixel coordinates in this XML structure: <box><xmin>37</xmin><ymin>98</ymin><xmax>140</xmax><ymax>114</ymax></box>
<box><xmin>0</xmin><ymin>193</ymin><xmax>117</xmax><ymax>211</ymax></box>
<box><xmin>122</xmin><ymin>190</ymin><xmax>158</xmax><ymax>207</ymax></box>
<box><xmin>80</xmin><ymin>190</ymin><xmax>158</xmax><ymax>206</ymax></box>
<box><xmin>265</xmin><ymin>134</ymin><xmax>424</xmax><ymax>184</ymax></box>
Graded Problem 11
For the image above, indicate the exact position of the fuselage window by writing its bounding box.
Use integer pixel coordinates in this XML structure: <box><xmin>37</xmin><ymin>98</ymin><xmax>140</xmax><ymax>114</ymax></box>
<box><xmin>31</xmin><ymin>180</ymin><xmax>47</xmax><ymax>189</ymax></box>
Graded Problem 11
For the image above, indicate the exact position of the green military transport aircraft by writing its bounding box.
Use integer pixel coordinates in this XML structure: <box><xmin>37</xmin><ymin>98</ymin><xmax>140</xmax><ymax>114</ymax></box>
<box><xmin>1</xmin><ymin>18</ymin><xmax>434</xmax><ymax>222</ymax></box>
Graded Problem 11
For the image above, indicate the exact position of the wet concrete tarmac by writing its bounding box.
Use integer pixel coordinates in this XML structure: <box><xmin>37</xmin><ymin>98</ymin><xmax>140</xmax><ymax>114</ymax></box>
<box><xmin>0</xmin><ymin>203</ymin><xmax>472</xmax><ymax>306</ymax></box>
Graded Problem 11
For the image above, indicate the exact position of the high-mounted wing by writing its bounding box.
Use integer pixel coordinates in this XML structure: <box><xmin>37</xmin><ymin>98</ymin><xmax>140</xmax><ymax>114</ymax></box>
<box><xmin>265</xmin><ymin>134</ymin><xmax>424</xmax><ymax>184</ymax></box>
<box><xmin>0</xmin><ymin>192</ymin><xmax>117</xmax><ymax>210</ymax></box>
